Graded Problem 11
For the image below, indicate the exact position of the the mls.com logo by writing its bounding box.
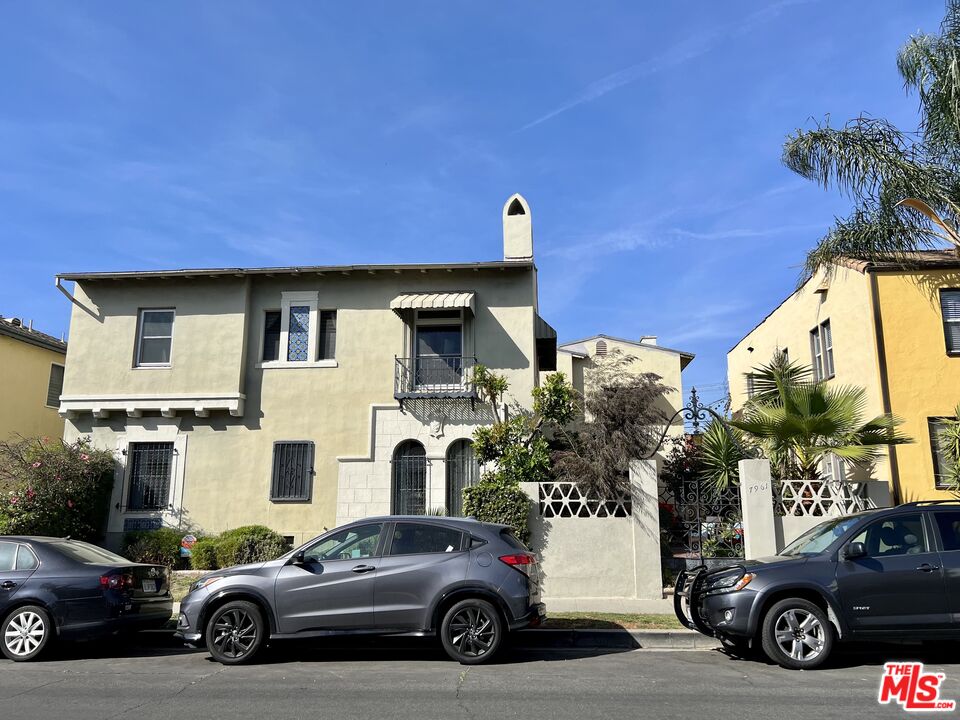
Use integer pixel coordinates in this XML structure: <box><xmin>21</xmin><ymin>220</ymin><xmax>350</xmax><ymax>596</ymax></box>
<box><xmin>878</xmin><ymin>662</ymin><xmax>957</xmax><ymax>712</ymax></box>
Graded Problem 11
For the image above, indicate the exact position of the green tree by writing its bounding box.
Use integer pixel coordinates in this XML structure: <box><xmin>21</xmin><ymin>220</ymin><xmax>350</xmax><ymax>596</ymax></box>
<box><xmin>730</xmin><ymin>355</ymin><xmax>912</xmax><ymax>481</ymax></box>
<box><xmin>783</xmin><ymin>1</ymin><xmax>960</xmax><ymax>277</ymax></box>
<box><xmin>465</xmin><ymin>368</ymin><xmax>577</xmax><ymax>541</ymax></box>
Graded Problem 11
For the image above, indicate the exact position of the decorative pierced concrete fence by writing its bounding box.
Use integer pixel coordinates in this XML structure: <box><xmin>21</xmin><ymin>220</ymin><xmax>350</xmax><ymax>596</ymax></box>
<box><xmin>538</xmin><ymin>481</ymin><xmax>632</xmax><ymax>518</ymax></box>
<box><xmin>740</xmin><ymin>460</ymin><xmax>888</xmax><ymax>556</ymax></box>
<box><xmin>520</xmin><ymin>460</ymin><xmax>668</xmax><ymax>613</ymax></box>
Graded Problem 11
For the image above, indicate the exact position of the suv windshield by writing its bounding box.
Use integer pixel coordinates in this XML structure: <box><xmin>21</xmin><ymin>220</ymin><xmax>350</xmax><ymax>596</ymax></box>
<box><xmin>780</xmin><ymin>516</ymin><xmax>862</xmax><ymax>556</ymax></box>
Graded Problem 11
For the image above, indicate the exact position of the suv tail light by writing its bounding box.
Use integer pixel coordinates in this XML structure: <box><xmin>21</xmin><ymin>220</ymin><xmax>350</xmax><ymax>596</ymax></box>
<box><xmin>499</xmin><ymin>553</ymin><xmax>536</xmax><ymax>575</ymax></box>
<box><xmin>100</xmin><ymin>572</ymin><xmax>134</xmax><ymax>591</ymax></box>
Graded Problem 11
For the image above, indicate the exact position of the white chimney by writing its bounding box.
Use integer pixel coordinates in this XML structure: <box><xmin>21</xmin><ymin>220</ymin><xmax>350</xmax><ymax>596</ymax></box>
<box><xmin>502</xmin><ymin>193</ymin><xmax>533</xmax><ymax>261</ymax></box>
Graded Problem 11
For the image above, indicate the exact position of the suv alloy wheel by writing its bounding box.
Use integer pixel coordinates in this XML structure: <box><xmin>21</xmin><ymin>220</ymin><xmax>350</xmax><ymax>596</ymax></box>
<box><xmin>760</xmin><ymin>598</ymin><xmax>833</xmax><ymax>670</ymax></box>
<box><xmin>205</xmin><ymin>600</ymin><xmax>266</xmax><ymax>665</ymax></box>
<box><xmin>440</xmin><ymin>598</ymin><xmax>503</xmax><ymax>665</ymax></box>
<box><xmin>1</xmin><ymin>605</ymin><xmax>53</xmax><ymax>662</ymax></box>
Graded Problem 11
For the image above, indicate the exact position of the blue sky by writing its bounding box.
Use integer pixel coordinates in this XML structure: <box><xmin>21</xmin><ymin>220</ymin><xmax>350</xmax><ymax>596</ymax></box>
<box><xmin>0</xmin><ymin>1</ymin><xmax>945</xmax><ymax>406</ymax></box>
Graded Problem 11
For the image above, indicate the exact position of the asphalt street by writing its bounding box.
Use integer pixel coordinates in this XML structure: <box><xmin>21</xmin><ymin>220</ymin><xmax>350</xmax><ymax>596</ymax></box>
<box><xmin>1</xmin><ymin>634</ymin><xmax>957</xmax><ymax>720</ymax></box>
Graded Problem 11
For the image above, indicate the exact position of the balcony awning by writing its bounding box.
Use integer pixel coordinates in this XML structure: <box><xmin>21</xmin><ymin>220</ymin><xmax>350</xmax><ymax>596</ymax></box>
<box><xmin>390</xmin><ymin>291</ymin><xmax>475</xmax><ymax>314</ymax></box>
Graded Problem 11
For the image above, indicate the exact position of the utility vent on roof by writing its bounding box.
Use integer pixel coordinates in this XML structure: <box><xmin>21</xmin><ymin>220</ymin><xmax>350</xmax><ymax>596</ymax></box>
<box><xmin>595</xmin><ymin>340</ymin><xmax>607</xmax><ymax>356</ymax></box>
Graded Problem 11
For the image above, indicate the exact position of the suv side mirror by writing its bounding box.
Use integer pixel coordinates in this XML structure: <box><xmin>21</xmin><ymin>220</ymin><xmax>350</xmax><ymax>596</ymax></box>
<box><xmin>843</xmin><ymin>541</ymin><xmax>867</xmax><ymax>560</ymax></box>
<box><xmin>291</xmin><ymin>550</ymin><xmax>306</xmax><ymax>565</ymax></box>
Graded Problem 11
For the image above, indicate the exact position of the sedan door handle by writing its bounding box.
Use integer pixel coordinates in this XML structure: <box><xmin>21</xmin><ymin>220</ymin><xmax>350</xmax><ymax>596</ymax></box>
<box><xmin>916</xmin><ymin>563</ymin><xmax>940</xmax><ymax>573</ymax></box>
<box><xmin>351</xmin><ymin>565</ymin><xmax>376</xmax><ymax>574</ymax></box>
<box><xmin>0</xmin><ymin>581</ymin><xmax>17</xmax><ymax>590</ymax></box>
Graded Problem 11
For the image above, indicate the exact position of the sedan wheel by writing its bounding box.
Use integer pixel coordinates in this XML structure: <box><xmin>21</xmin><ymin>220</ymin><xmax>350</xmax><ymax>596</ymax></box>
<box><xmin>441</xmin><ymin>599</ymin><xmax>502</xmax><ymax>665</ymax></box>
<box><xmin>2</xmin><ymin>606</ymin><xmax>52</xmax><ymax>662</ymax></box>
<box><xmin>761</xmin><ymin>598</ymin><xmax>833</xmax><ymax>670</ymax></box>
<box><xmin>205</xmin><ymin>601</ymin><xmax>265</xmax><ymax>665</ymax></box>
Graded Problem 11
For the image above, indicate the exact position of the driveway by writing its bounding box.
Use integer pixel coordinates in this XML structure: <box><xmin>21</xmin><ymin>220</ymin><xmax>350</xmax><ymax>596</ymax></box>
<box><xmin>0</xmin><ymin>635</ymin><xmax>956</xmax><ymax>719</ymax></box>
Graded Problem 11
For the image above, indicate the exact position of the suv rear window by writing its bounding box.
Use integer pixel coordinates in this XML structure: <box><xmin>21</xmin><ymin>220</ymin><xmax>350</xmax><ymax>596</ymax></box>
<box><xmin>389</xmin><ymin>523</ymin><xmax>464</xmax><ymax>555</ymax></box>
<box><xmin>499</xmin><ymin>530</ymin><xmax>528</xmax><ymax>551</ymax></box>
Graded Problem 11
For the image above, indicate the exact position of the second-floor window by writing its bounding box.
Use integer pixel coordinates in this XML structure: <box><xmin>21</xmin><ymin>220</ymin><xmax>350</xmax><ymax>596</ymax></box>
<box><xmin>136</xmin><ymin>309</ymin><xmax>175</xmax><ymax>367</ymax></box>
<box><xmin>940</xmin><ymin>289</ymin><xmax>960</xmax><ymax>355</ymax></box>
<box><xmin>262</xmin><ymin>293</ymin><xmax>337</xmax><ymax>366</ymax></box>
<box><xmin>46</xmin><ymin>363</ymin><xmax>64</xmax><ymax>408</ymax></box>
<box><xmin>810</xmin><ymin>319</ymin><xmax>834</xmax><ymax>381</ymax></box>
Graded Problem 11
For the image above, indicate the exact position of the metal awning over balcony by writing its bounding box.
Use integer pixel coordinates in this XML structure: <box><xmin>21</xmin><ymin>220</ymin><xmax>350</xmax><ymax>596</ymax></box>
<box><xmin>390</xmin><ymin>291</ymin><xmax>475</xmax><ymax>315</ymax></box>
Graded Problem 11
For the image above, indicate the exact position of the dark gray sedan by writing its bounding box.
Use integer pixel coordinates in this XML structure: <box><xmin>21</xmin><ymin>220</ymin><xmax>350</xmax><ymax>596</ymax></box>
<box><xmin>0</xmin><ymin>536</ymin><xmax>172</xmax><ymax>661</ymax></box>
<box><xmin>177</xmin><ymin>516</ymin><xmax>545</xmax><ymax>665</ymax></box>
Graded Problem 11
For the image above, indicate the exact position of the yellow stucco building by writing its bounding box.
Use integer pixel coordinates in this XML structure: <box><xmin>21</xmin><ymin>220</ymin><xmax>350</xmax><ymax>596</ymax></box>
<box><xmin>0</xmin><ymin>316</ymin><xmax>66</xmax><ymax>442</ymax></box>
<box><xmin>728</xmin><ymin>250</ymin><xmax>960</xmax><ymax>503</ymax></box>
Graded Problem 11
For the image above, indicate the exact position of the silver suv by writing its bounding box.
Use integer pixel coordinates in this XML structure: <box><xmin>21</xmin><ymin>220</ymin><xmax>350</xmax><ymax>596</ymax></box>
<box><xmin>176</xmin><ymin>516</ymin><xmax>545</xmax><ymax>665</ymax></box>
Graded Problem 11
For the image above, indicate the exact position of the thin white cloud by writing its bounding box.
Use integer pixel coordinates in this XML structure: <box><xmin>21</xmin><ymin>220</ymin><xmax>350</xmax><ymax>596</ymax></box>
<box><xmin>520</xmin><ymin>0</ymin><xmax>813</xmax><ymax>131</ymax></box>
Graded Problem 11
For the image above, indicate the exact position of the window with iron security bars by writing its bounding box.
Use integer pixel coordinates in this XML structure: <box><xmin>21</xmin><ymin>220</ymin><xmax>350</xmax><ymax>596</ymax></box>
<box><xmin>127</xmin><ymin>442</ymin><xmax>175</xmax><ymax>511</ymax></box>
<box><xmin>271</xmin><ymin>441</ymin><xmax>314</xmax><ymax>502</ymax></box>
<box><xmin>393</xmin><ymin>441</ymin><xmax>427</xmax><ymax>515</ymax></box>
<box><xmin>941</xmin><ymin>289</ymin><xmax>960</xmax><ymax>354</ymax></box>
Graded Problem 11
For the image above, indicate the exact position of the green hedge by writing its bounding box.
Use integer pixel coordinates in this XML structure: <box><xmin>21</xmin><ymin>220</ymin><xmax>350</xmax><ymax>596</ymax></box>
<box><xmin>189</xmin><ymin>536</ymin><xmax>219</xmax><ymax>570</ymax></box>
<box><xmin>215</xmin><ymin>525</ymin><xmax>290</xmax><ymax>567</ymax></box>
<box><xmin>462</xmin><ymin>474</ymin><xmax>530</xmax><ymax>543</ymax></box>
<box><xmin>122</xmin><ymin>528</ymin><xmax>184</xmax><ymax>568</ymax></box>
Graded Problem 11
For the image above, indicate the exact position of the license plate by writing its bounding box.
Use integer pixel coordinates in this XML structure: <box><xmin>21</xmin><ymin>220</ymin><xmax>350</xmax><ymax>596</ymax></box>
<box><xmin>141</xmin><ymin>579</ymin><xmax>157</xmax><ymax>593</ymax></box>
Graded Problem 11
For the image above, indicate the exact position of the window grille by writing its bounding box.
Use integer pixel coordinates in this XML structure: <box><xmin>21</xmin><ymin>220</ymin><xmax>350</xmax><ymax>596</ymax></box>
<box><xmin>127</xmin><ymin>442</ymin><xmax>174</xmax><ymax>510</ymax></box>
<box><xmin>271</xmin><ymin>441</ymin><xmax>314</xmax><ymax>502</ymax></box>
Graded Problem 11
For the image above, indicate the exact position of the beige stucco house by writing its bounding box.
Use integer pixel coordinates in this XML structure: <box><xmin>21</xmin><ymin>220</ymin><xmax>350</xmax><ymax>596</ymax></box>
<box><xmin>56</xmin><ymin>195</ymin><xmax>557</xmax><ymax>547</ymax></box>
<box><xmin>0</xmin><ymin>317</ymin><xmax>66</xmax><ymax>441</ymax></box>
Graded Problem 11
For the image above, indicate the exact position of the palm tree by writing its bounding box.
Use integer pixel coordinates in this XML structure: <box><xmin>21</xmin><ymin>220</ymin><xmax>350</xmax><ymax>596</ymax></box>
<box><xmin>936</xmin><ymin>405</ymin><xmax>960</xmax><ymax>491</ymax></box>
<box><xmin>730</xmin><ymin>355</ymin><xmax>912</xmax><ymax>481</ymax></box>
<box><xmin>783</xmin><ymin>1</ymin><xmax>960</xmax><ymax>278</ymax></box>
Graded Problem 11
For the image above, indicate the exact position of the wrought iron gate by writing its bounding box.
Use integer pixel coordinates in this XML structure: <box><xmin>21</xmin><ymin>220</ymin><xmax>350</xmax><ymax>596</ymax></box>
<box><xmin>647</xmin><ymin>388</ymin><xmax>745</xmax><ymax>570</ymax></box>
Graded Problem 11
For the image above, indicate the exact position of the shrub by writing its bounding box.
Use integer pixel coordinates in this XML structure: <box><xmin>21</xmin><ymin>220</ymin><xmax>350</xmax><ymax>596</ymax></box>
<box><xmin>0</xmin><ymin>437</ymin><xmax>115</xmax><ymax>542</ymax></box>
<box><xmin>462</xmin><ymin>473</ymin><xmax>531</xmax><ymax>544</ymax></box>
<box><xmin>189</xmin><ymin>536</ymin><xmax>220</xmax><ymax>570</ymax></box>
<box><xmin>214</xmin><ymin>525</ymin><xmax>289</xmax><ymax>568</ymax></box>
<box><xmin>122</xmin><ymin>528</ymin><xmax>184</xmax><ymax>567</ymax></box>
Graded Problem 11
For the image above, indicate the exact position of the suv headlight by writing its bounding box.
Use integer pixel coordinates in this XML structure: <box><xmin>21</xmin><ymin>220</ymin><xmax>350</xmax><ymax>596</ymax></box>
<box><xmin>190</xmin><ymin>576</ymin><xmax>225</xmax><ymax>593</ymax></box>
<box><xmin>702</xmin><ymin>569</ymin><xmax>755</xmax><ymax>594</ymax></box>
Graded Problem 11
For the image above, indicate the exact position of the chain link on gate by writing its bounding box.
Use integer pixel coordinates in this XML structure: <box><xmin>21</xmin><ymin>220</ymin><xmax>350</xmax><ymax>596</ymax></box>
<box><xmin>646</xmin><ymin>388</ymin><xmax>745</xmax><ymax>569</ymax></box>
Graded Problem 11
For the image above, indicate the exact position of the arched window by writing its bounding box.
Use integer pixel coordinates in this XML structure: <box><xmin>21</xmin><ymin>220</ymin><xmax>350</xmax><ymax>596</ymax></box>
<box><xmin>392</xmin><ymin>440</ymin><xmax>426</xmax><ymax>515</ymax></box>
<box><xmin>446</xmin><ymin>439</ymin><xmax>480</xmax><ymax>517</ymax></box>
<box><xmin>507</xmin><ymin>198</ymin><xmax>526</xmax><ymax>216</ymax></box>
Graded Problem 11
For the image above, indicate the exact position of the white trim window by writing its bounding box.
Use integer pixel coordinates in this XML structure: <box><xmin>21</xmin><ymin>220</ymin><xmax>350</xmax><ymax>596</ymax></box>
<box><xmin>821</xmin><ymin>452</ymin><xmax>846</xmax><ymax>485</ymax></box>
<box><xmin>260</xmin><ymin>292</ymin><xmax>337</xmax><ymax>368</ymax></box>
<box><xmin>940</xmin><ymin>289</ymin><xmax>960</xmax><ymax>355</ymax></box>
<box><xmin>135</xmin><ymin>309</ymin><xmax>175</xmax><ymax>367</ymax></box>
<box><xmin>809</xmin><ymin>319</ymin><xmax>834</xmax><ymax>381</ymax></box>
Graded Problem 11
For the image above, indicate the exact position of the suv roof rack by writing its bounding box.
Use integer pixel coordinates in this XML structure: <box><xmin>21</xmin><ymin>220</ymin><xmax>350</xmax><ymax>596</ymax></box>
<box><xmin>900</xmin><ymin>500</ymin><xmax>960</xmax><ymax>507</ymax></box>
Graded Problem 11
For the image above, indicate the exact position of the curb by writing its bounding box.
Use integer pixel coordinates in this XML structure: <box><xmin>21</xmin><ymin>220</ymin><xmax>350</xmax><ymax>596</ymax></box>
<box><xmin>514</xmin><ymin>629</ymin><xmax>721</xmax><ymax>650</ymax></box>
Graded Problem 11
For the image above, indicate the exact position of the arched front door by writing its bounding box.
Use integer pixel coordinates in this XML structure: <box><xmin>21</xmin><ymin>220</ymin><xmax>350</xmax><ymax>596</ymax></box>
<box><xmin>392</xmin><ymin>440</ymin><xmax>426</xmax><ymax>515</ymax></box>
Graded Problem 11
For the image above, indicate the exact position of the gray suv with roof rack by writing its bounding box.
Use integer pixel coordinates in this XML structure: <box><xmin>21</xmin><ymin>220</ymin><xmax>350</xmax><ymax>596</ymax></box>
<box><xmin>675</xmin><ymin>500</ymin><xmax>960</xmax><ymax>669</ymax></box>
<box><xmin>176</xmin><ymin>516</ymin><xmax>545</xmax><ymax>665</ymax></box>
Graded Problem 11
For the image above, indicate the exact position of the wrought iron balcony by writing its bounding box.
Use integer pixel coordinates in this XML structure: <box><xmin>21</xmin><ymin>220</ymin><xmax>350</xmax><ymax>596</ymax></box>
<box><xmin>394</xmin><ymin>355</ymin><xmax>478</xmax><ymax>403</ymax></box>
